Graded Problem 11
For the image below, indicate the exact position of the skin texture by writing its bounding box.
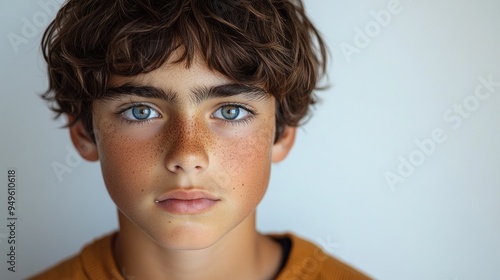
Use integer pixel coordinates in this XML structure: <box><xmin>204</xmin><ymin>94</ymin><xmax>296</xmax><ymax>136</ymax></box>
<box><xmin>69</xmin><ymin>50</ymin><xmax>297</xmax><ymax>279</ymax></box>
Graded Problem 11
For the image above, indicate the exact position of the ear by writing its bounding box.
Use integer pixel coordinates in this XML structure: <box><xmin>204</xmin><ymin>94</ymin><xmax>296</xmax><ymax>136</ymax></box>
<box><xmin>68</xmin><ymin>116</ymin><xmax>99</xmax><ymax>161</ymax></box>
<box><xmin>271</xmin><ymin>126</ymin><xmax>296</xmax><ymax>163</ymax></box>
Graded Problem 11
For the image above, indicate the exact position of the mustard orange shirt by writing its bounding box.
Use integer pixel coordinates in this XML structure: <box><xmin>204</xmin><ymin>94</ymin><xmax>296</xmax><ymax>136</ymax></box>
<box><xmin>29</xmin><ymin>232</ymin><xmax>371</xmax><ymax>280</ymax></box>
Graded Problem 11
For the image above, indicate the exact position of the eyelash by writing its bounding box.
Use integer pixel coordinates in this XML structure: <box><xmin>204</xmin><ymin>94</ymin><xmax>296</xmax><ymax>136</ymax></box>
<box><xmin>116</xmin><ymin>102</ymin><xmax>256</xmax><ymax>126</ymax></box>
<box><xmin>116</xmin><ymin>103</ymin><xmax>160</xmax><ymax>125</ymax></box>
<box><xmin>213</xmin><ymin>102</ymin><xmax>256</xmax><ymax>125</ymax></box>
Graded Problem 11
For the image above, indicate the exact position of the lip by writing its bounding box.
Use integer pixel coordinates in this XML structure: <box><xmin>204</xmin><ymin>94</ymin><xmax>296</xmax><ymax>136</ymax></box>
<box><xmin>155</xmin><ymin>190</ymin><xmax>220</xmax><ymax>215</ymax></box>
<box><xmin>155</xmin><ymin>190</ymin><xmax>219</xmax><ymax>202</ymax></box>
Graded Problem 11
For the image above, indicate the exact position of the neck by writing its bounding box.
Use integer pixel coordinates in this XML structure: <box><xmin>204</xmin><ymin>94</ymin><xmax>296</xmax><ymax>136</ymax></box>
<box><xmin>113</xmin><ymin>210</ymin><xmax>282</xmax><ymax>280</ymax></box>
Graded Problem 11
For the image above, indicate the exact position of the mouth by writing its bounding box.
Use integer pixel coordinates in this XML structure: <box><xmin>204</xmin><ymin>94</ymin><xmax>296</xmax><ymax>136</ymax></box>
<box><xmin>155</xmin><ymin>190</ymin><xmax>220</xmax><ymax>215</ymax></box>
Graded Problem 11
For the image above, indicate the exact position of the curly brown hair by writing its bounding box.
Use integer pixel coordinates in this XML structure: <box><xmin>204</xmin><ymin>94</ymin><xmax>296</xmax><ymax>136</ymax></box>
<box><xmin>41</xmin><ymin>0</ymin><xmax>327</xmax><ymax>141</ymax></box>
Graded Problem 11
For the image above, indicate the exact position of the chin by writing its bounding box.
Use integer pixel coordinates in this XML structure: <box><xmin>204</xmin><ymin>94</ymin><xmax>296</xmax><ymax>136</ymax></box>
<box><xmin>146</xmin><ymin>222</ymin><xmax>225</xmax><ymax>251</ymax></box>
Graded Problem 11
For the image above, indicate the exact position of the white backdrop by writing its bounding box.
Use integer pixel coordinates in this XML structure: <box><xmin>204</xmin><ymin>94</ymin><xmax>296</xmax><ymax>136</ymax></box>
<box><xmin>1</xmin><ymin>1</ymin><xmax>499</xmax><ymax>279</ymax></box>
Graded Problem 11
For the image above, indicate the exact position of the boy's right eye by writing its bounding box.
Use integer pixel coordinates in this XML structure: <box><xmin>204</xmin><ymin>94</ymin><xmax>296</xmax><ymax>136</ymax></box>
<box><xmin>121</xmin><ymin>104</ymin><xmax>161</xmax><ymax>122</ymax></box>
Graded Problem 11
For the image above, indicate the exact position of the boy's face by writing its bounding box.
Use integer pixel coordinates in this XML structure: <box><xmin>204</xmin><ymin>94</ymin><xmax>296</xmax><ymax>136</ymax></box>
<box><xmin>71</xmin><ymin>50</ymin><xmax>296</xmax><ymax>249</ymax></box>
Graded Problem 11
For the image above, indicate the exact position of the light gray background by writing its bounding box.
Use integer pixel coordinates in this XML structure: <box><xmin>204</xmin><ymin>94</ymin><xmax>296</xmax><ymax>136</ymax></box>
<box><xmin>1</xmin><ymin>0</ymin><xmax>499</xmax><ymax>279</ymax></box>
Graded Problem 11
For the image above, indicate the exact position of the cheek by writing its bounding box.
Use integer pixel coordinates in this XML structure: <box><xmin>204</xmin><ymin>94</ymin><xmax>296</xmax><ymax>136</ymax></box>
<box><xmin>94</xmin><ymin>121</ymin><xmax>160</xmax><ymax>210</ymax></box>
<box><xmin>216</xmin><ymin>123</ymin><xmax>275</xmax><ymax>209</ymax></box>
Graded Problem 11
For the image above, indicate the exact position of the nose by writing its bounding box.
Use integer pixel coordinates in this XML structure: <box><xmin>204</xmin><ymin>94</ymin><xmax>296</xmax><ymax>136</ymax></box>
<box><xmin>164</xmin><ymin>119</ymin><xmax>209</xmax><ymax>174</ymax></box>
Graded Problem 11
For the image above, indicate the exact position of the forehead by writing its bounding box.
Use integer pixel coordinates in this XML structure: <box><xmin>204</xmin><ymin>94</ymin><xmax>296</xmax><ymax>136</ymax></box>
<box><xmin>106</xmin><ymin>52</ymin><xmax>271</xmax><ymax>104</ymax></box>
<box><xmin>109</xmin><ymin>52</ymin><xmax>225</xmax><ymax>89</ymax></box>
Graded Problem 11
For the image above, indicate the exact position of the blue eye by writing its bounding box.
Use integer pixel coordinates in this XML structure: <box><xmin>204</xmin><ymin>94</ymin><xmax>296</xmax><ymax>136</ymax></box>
<box><xmin>213</xmin><ymin>105</ymin><xmax>251</xmax><ymax>121</ymax></box>
<box><xmin>122</xmin><ymin>105</ymin><xmax>160</xmax><ymax>121</ymax></box>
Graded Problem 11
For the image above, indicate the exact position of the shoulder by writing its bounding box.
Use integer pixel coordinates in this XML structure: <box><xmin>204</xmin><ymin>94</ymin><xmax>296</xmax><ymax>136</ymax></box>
<box><xmin>272</xmin><ymin>233</ymin><xmax>372</xmax><ymax>280</ymax></box>
<box><xmin>28</xmin><ymin>232</ymin><xmax>122</xmax><ymax>280</ymax></box>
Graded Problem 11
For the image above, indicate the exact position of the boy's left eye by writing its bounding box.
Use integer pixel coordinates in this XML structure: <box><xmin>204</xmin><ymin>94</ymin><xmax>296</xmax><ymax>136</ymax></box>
<box><xmin>122</xmin><ymin>105</ymin><xmax>160</xmax><ymax>121</ymax></box>
<box><xmin>212</xmin><ymin>105</ymin><xmax>251</xmax><ymax>121</ymax></box>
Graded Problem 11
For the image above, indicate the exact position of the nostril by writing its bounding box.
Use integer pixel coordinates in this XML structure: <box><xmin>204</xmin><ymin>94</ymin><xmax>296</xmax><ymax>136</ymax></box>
<box><xmin>167</xmin><ymin>165</ymin><xmax>182</xmax><ymax>173</ymax></box>
<box><xmin>165</xmin><ymin>149</ymin><xmax>209</xmax><ymax>173</ymax></box>
<box><xmin>168</xmin><ymin>164</ymin><xmax>204</xmax><ymax>173</ymax></box>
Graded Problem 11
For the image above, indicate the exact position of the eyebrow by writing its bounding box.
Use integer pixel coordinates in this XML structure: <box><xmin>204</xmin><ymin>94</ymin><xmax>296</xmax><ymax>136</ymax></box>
<box><xmin>104</xmin><ymin>83</ymin><xmax>269</xmax><ymax>104</ymax></box>
<box><xmin>104</xmin><ymin>83</ymin><xmax>177</xmax><ymax>103</ymax></box>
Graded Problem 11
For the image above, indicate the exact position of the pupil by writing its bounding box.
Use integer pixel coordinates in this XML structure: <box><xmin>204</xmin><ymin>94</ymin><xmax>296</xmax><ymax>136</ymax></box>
<box><xmin>222</xmin><ymin>106</ymin><xmax>239</xmax><ymax>120</ymax></box>
<box><xmin>132</xmin><ymin>106</ymin><xmax>151</xmax><ymax>119</ymax></box>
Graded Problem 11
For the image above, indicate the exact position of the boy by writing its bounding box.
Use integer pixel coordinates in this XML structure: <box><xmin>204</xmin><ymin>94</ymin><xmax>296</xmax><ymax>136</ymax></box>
<box><xmin>31</xmin><ymin>0</ymin><xmax>371</xmax><ymax>279</ymax></box>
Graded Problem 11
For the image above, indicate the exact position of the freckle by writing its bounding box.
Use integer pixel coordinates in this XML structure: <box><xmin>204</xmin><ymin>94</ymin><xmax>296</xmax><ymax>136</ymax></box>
<box><xmin>241</xmin><ymin>183</ymin><xmax>244</xmax><ymax>186</ymax></box>
<box><xmin>233</xmin><ymin>187</ymin><xmax>235</xmax><ymax>190</ymax></box>
<box><xmin>168</xmin><ymin>221</ymin><xmax>171</xmax><ymax>223</ymax></box>
<box><xmin>141</xmin><ymin>189</ymin><xmax>144</xmax><ymax>192</ymax></box>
